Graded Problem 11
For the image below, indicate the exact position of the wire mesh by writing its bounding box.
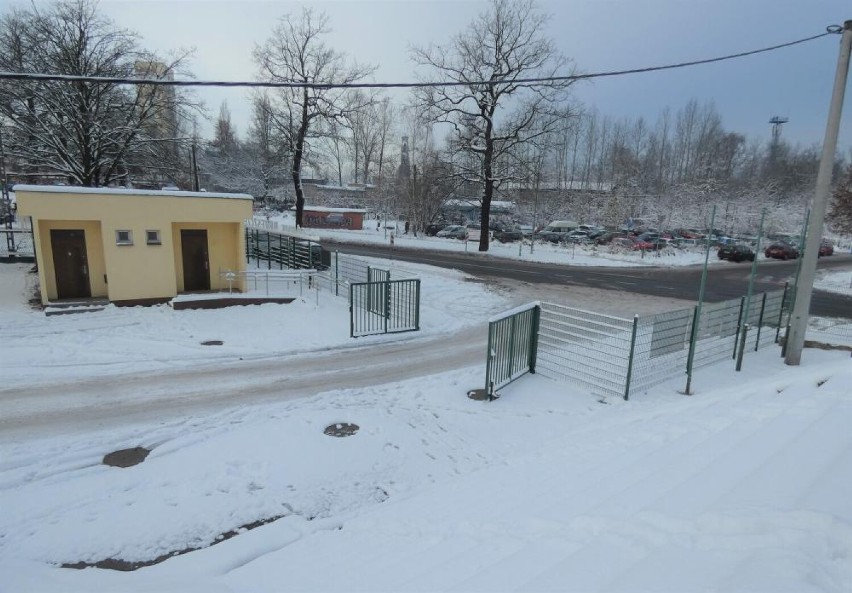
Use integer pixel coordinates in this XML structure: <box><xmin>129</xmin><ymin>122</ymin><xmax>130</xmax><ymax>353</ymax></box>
<box><xmin>630</xmin><ymin>307</ymin><xmax>693</xmax><ymax>393</ymax></box>
<box><xmin>536</xmin><ymin>303</ymin><xmax>633</xmax><ymax>399</ymax></box>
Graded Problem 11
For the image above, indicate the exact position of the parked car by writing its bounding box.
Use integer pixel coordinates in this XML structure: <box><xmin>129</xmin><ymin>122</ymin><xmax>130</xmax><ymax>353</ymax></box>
<box><xmin>492</xmin><ymin>225</ymin><xmax>524</xmax><ymax>243</ymax></box>
<box><xmin>609</xmin><ymin>237</ymin><xmax>654</xmax><ymax>251</ymax></box>
<box><xmin>764</xmin><ymin>242</ymin><xmax>799</xmax><ymax>260</ymax></box>
<box><xmin>818</xmin><ymin>240</ymin><xmax>834</xmax><ymax>257</ymax></box>
<box><xmin>636</xmin><ymin>232</ymin><xmax>667</xmax><ymax>250</ymax></box>
<box><xmin>717</xmin><ymin>244</ymin><xmax>755</xmax><ymax>262</ymax></box>
<box><xmin>424</xmin><ymin>223</ymin><xmax>447</xmax><ymax>236</ymax></box>
<box><xmin>537</xmin><ymin>220</ymin><xmax>578</xmax><ymax>243</ymax></box>
<box><xmin>436</xmin><ymin>224</ymin><xmax>468</xmax><ymax>240</ymax></box>
<box><xmin>594</xmin><ymin>231</ymin><xmax>628</xmax><ymax>245</ymax></box>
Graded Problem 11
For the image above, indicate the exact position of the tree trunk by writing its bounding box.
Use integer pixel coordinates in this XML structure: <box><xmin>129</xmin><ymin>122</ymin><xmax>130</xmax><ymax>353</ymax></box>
<box><xmin>479</xmin><ymin>121</ymin><xmax>494</xmax><ymax>252</ymax></box>
<box><xmin>292</xmin><ymin>94</ymin><xmax>309</xmax><ymax>228</ymax></box>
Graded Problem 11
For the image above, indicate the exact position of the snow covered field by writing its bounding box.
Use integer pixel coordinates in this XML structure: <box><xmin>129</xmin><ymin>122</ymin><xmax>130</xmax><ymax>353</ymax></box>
<box><xmin>1</xmin><ymin>258</ymin><xmax>851</xmax><ymax>592</ymax></box>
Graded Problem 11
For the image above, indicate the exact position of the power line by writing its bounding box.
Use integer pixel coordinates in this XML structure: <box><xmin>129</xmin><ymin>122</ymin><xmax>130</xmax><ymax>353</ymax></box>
<box><xmin>0</xmin><ymin>29</ymin><xmax>840</xmax><ymax>89</ymax></box>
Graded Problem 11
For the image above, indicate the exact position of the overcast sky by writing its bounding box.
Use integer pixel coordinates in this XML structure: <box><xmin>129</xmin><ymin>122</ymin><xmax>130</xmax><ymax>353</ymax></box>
<box><xmin>70</xmin><ymin>0</ymin><xmax>852</xmax><ymax>151</ymax></box>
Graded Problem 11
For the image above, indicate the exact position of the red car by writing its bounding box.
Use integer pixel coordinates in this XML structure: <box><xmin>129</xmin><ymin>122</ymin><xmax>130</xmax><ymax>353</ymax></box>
<box><xmin>612</xmin><ymin>237</ymin><xmax>654</xmax><ymax>251</ymax></box>
<box><xmin>764</xmin><ymin>242</ymin><xmax>799</xmax><ymax>260</ymax></box>
<box><xmin>818</xmin><ymin>241</ymin><xmax>834</xmax><ymax>257</ymax></box>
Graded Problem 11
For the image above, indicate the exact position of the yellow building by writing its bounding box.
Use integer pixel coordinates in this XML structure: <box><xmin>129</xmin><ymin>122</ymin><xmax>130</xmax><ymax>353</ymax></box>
<box><xmin>15</xmin><ymin>185</ymin><xmax>253</xmax><ymax>306</ymax></box>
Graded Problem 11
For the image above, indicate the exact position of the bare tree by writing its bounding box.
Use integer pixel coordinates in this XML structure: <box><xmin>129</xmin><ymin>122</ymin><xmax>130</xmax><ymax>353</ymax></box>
<box><xmin>0</xmin><ymin>0</ymin><xmax>197</xmax><ymax>187</ymax></box>
<box><xmin>411</xmin><ymin>0</ymin><xmax>575</xmax><ymax>251</ymax></box>
<box><xmin>254</xmin><ymin>7</ymin><xmax>375</xmax><ymax>227</ymax></box>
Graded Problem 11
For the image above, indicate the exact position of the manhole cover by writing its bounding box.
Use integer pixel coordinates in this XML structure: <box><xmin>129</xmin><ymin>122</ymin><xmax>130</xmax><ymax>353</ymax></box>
<box><xmin>201</xmin><ymin>340</ymin><xmax>224</xmax><ymax>346</ymax></box>
<box><xmin>467</xmin><ymin>389</ymin><xmax>497</xmax><ymax>401</ymax></box>
<box><xmin>103</xmin><ymin>446</ymin><xmax>150</xmax><ymax>468</ymax></box>
<box><xmin>324</xmin><ymin>423</ymin><xmax>360</xmax><ymax>437</ymax></box>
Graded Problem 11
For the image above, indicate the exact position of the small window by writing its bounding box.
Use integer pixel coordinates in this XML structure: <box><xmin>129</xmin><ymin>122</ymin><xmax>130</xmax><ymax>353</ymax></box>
<box><xmin>115</xmin><ymin>230</ymin><xmax>133</xmax><ymax>246</ymax></box>
<box><xmin>146</xmin><ymin>230</ymin><xmax>161</xmax><ymax>245</ymax></box>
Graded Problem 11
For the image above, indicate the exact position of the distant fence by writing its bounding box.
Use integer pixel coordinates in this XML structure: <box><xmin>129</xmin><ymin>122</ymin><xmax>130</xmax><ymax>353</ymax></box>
<box><xmin>245</xmin><ymin>226</ymin><xmax>421</xmax><ymax>337</ymax></box>
<box><xmin>485</xmin><ymin>286</ymin><xmax>791</xmax><ymax>399</ymax></box>
<box><xmin>1</xmin><ymin>225</ymin><xmax>35</xmax><ymax>259</ymax></box>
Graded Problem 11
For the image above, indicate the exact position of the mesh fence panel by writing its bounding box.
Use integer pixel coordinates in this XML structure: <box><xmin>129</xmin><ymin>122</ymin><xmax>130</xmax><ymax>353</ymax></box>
<box><xmin>630</xmin><ymin>307</ymin><xmax>693</xmax><ymax>393</ymax></box>
<box><xmin>537</xmin><ymin>303</ymin><xmax>633</xmax><ymax>399</ymax></box>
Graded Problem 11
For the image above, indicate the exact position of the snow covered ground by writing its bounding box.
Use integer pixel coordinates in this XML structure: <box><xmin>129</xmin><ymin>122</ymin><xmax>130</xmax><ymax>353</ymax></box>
<box><xmin>816</xmin><ymin>268</ymin><xmax>852</xmax><ymax>297</ymax></box>
<box><xmin>1</xmin><ymin>256</ymin><xmax>851</xmax><ymax>592</ymax></box>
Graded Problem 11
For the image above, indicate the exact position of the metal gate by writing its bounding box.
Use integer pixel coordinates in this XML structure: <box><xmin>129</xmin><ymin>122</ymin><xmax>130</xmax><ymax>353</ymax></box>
<box><xmin>350</xmin><ymin>278</ymin><xmax>420</xmax><ymax>337</ymax></box>
<box><xmin>485</xmin><ymin>303</ymin><xmax>540</xmax><ymax>393</ymax></box>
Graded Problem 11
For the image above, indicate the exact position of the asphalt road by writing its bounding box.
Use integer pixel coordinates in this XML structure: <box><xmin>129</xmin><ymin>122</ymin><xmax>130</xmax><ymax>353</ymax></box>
<box><xmin>326</xmin><ymin>240</ymin><xmax>852</xmax><ymax>319</ymax></box>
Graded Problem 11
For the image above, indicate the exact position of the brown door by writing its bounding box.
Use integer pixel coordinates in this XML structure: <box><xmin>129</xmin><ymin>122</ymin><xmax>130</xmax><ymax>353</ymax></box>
<box><xmin>181</xmin><ymin>229</ymin><xmax>210</xmax><ymax>291</ymax></box>
<box><xmin>50</xmin><ymin>229</ymin><xmax>91</xmax><ymax>299</ymax></box>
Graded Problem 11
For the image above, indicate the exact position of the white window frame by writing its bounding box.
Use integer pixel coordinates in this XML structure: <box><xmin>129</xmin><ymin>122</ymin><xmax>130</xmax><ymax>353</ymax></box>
<box><xmin>115</xmin><ymin>229</ymin><xmax>133</xmax><ymax>246</ymax></box>
<box><xmin>145</xmin><ymin>229</ymin><xmax>162</xmax><ymax>245</ymax></box>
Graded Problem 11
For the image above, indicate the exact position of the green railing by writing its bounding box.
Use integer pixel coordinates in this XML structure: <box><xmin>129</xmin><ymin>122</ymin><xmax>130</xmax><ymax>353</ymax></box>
<box><xmin>245</xmin><ymin>228</ymin><xmax>328</xmax><ymax>271</ymax></box>
<box><xmin>350</xmin><ymin>278</ymin><xmax>421</xmax><ymax>337</ymax></box>
<box><xmin>487</xmin><ymin>286</ymin><xmax>792</xmax><ymax>400</ymax></box>
<box><xmin>485</xmin><ymin>302</ymin><xmax>541</xmax><ymax>395</ymax></box>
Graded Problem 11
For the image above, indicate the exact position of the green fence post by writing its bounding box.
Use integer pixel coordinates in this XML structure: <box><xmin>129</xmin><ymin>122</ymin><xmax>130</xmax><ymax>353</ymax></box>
<box><xmin>529</xmin><ymin>305</ymin><xmax>541</xmax><ymax>374</ymax></box>
<box><xmin>736</xmin><ymin>324</ymin><xmax>750</xmax><ymax>371</ymax></box>
<box><xmin>334</xmin><ymin>251</ymin><xmax>340</xmax><ymax>297</ymax></box>
<box><xmin>683</xmin><ymin>305</ymin><xmax>700</xmax><ymax>395</ymax></box>
<box><xmin>414</xmin><ymin>279</ymin><xmax>421</xmax><ymax>331</ymax></box>
<box><xmin>349</xmin><ymin>283</ymin><xmax>355</xmax><ymax>338</ymax></box>
<box><xmin>485</xmin><ymin>321</ymin><xmax>495</xmax><ymax>391</ymax></box>
<box><xmin>266</xmin><ymin>231</ymin><xmax>271</xmax><ymax>270</ymax></box>
<box><xmin>754</xmin><ymin>292</ymin><xmax>767</xmax><ymax>351</ymax></box>
<box><xmin>383</xmin><ymin>280</ymin><xmax>390</xmax><ymax>334</ymax></box>
<box><xmin>733</xmin><ymin>296</ymin><xmax>745</xmax><ymax>359</ymax></box>
<box><xmin>624</xmin><ymin>315</ymin><xmax>639</xmax><ymax>401</ymax></box>
<box><xmin>775</xmin><ymin>282</ymin><xmax>788</xmax><ymax>343</ymax></box>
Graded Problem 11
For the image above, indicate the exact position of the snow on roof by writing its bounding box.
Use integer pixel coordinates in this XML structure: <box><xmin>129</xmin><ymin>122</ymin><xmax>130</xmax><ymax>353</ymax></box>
<box><xmin>12</xmin><ymin>184</ymin><xmax>254</xmax><ymax>201</ymax></box>
<box><xmin>304</xmin><ymin>206</ymin><xmax>367</xmax><ymax>213</ymax></box>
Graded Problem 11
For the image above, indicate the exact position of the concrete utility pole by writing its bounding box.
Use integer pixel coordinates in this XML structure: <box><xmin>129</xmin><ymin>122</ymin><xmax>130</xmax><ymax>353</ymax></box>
<box><xmin>785</xmin><ymin>20</ymin><xmax>852</xmax><ymax>365</ymax></box>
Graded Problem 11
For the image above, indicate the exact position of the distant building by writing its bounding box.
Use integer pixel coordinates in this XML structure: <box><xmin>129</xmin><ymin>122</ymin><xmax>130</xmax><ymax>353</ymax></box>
<box><xmin>302</xmin><ymin>207</ymin><xmax>365</xmax><ymax>230</ymax></box>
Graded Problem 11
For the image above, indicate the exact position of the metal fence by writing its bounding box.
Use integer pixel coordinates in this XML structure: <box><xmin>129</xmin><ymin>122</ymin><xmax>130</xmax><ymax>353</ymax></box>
<box><xmin>1</xmin><ymin>227</ymin><xmax>35</xmax><ymax>259</ymax></box>
<box><xmin>485</xmin><ymin>303</ymin><xmax>540</xmax><ymax>393</ymax></box>
<box><xmin>350</xmin><ymin>279</ymin><xmax>421</xmax><ymax>337</ymax></box>
<box><xmin>218</xmin><ymin>269</ymin><xmax>318</xmax><ymax>297</ymax></box>
<box><xmin>536</xmin><ymin>303</ymin><xmax>635</xmax><ymax>399</ymax></box>
<box><xmin>485</xmin><ymin>287</ymin><xmax>791</xmax><ymax>400</ymax></box>
<box><xmin>245</xmin><ymin>228</ymin><xmax>328</xmax><ymax>271</ymax></box>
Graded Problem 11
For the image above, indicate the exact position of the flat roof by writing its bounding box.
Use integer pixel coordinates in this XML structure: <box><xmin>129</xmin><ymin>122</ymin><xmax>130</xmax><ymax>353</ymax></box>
<box><xmin>13</xmin><ymin>184</ymin><xmax>253</xmax><ymax>201</ymax></box>
<box><xmin>304</xmin><ymin>206</ymin><xmax>367</xmax><ymax>213</ymax></box>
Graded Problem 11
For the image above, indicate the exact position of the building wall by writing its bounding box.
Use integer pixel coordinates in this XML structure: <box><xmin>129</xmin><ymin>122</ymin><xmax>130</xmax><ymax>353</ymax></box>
<box><xmin>17</xmin><ymin>189</ymin><xmax>252</xmax><ymax>304</ymax></box>
<box><xmin>302</xmin><ymin>209</ymin><xmax>365</xmax><ymax>230</ymax></box>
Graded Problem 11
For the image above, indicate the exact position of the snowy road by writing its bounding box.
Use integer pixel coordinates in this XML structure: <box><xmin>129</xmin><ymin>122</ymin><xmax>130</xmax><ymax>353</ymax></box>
<box><xmin>0</xmin><ymin>329</ymin><xmax>486</xmax><ymax>440</ymax></box>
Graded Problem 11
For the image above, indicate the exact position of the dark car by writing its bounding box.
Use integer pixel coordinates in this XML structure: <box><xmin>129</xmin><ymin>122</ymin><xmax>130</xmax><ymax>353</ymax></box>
<box><xmin>818</xmin><ymin>240</ymin><xmax>834</xmax><ymax>257</ymax></box>
<box><xmin>425</xmin><ymin>223</ymin><xmax>447</xmax><ymax>236</ymax></box>
<box><xmin>764</xmin><ymin>242</ymin><xmax>799</xmax><ymax>260</ymax></box>
<box><xmin>492</xmin><ymin>225</ymin><xmax>524</xmax><ymax>243</ymax></box>
<box><xmin>718</xmin><ymin>244</ymin><xmax>755</xmax><ymax>262</ymax></box>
